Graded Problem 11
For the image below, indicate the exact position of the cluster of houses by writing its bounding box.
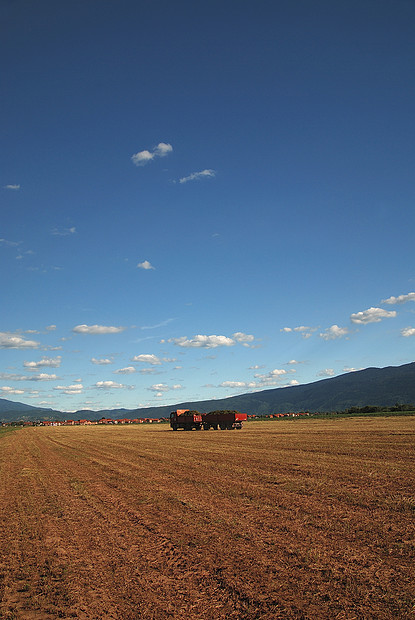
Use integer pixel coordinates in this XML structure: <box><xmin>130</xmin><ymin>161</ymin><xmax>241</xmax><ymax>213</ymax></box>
<box><xmin>2</xmin><ymin>411</ymin><xmax>311</xmax><ymax>428</ymax></box>
<box><xmin>2</xmin><ymin>417</ymin><xmax>168</xmax><ymax>427</ymax></box>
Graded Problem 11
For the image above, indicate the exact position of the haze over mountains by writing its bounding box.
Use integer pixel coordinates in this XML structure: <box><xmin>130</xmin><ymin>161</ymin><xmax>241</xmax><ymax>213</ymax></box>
<box><xmin>1</xmin><ymin>362</ymin><xmax>414</xmax><ymax>423</ymax></box>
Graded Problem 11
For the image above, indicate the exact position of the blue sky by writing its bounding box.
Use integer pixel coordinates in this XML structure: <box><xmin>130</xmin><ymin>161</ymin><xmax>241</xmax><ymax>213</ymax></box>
<box><xmin>1</xmin><ymin>0</ymin><xmax>415</xmax><ymax>412</ymax></box>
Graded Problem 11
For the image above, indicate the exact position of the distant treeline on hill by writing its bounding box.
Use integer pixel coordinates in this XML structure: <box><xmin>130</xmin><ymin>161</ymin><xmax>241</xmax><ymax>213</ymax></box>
<box><xmin>343</xmin><ymin>403</ymin><xmax>415</xmax><ymax>414</ymax></box>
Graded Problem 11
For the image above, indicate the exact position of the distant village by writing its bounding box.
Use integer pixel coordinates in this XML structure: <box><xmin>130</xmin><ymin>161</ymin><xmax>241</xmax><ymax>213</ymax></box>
<box><xmin>2</xmin><ymin>412</ymin><xmax>311</xmax><ymax>427</ymax></box>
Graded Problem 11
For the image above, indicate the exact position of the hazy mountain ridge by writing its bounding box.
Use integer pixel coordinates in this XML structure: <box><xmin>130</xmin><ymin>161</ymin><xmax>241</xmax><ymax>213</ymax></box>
<box><xmin>1</xmin><ymin>362</ymin><xmax>415</xmax><ymax>422</ymax></box>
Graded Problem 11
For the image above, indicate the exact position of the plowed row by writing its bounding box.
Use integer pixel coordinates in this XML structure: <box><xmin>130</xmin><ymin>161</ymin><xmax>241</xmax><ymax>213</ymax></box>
<box><xmin>0</xmin><ymin>417</ymin><xmax>414</xmax><ymax>619</ymax></box>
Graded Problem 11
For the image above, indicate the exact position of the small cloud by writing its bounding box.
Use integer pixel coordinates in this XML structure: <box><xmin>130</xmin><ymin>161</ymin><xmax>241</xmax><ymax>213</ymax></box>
<box><xmin>0</xmin><ymin>332</ymin><xmax>40</xmax><ymax>349</ymax></box>
<box><xmin>54</xmin><ymin>384</ymin><xmax>83</xmax><ymax>395</ymax></box>
<box><xmin>382</xmin><ymin>292</ymin><xmax>415</xmax><ymax>305</ymax></box>
<box><xmin>168</xmin><ymin>334</ymin><xmax>235</xmax><ymax>349</ymax></box>
<box><xmin>281</xmin><ymin>326</ymin><xmax>316</xmax><ymax>339</ymax></box>
<box><xmin>45</xmin><ymin>325</ymin><xmax>57</xmax><ymax>331</ymax></box>
<box><xmin>131</xmin><ymin>354</ymin><xmax>161</xmax><ymax>365</ymax></box>
<box><xmin>179</xmin><ymin>169</ymin><xmax>216</xmax><ymax>184</ymax></box>
<box><xmin>1</xmin><ymin>386</ymin><xmax>25</xmax><ymax>395</ymax></box>
<box><xmin>94</xmin><ymin>380</ymin><xmax>129</xmax><ymax>389</ymax></box>
<box><xmin>114</xmin><ymin>366</ymin><xmax>136</xmax><ymax>374</ymax></box>
<box><xmin>401</xmin><ymin>327</ymin><xmax>415</xmax><ymax>337</ymax></box>
<box><xmin>23</xmin><ymin>356</ymin><xmax>62</xmax><ymax>369</ymax></box>
<box><xmin>249</xmin><ymin>364</ymin><xmax>265</xmax><ymax>370</ymax></box>
<box><xmin>72</xmin><ymin>324</ymin><xmax>125</xmax><ymax>335</ymax></box>
<box><xmin>137</xmin><ymin>260</ymin><xmax>155</xmax><ymax>270</ymax></box>
<box><xmin>51</xmin><ymin>227</ymin><xmax>76</xmax><ymax>236</ymax></box>
<box><xmin>91</xmin><ymin>357</ymin><xmax>113</xmax><ymax>365</ymax></box>
<box><xmin>0</xmin><ymin>238</ymin><xmax>21</xmax><ymax>247</ymax></box>
<box><xmin>350</xmin><ymin>307</ymin><xmax>396</xmax><ymax>325</ymax></box>
<box><xmin>131</xmin><ymin>142</ymin><xmax>173</xmax><ymax>166</ymax></box>
<box><xmin>317</xmin><ymin>368</ymin><xmax>335</xmax><ymax>377</ymax></box>
<box><xmin>147</xmin><ymin>383</ymin><xmax>183</xmax><ymax>393</ymax></box>
<box><xmin>232</xmin><ymin>332</ymin><xmax>255</xmax><ymax>345</ymax></box>
<box><xmin>343</xmin><ymin>366</ymin><xmax>361</xmax><ymax>372</ymax></box>
<box><xmin>4</xmin><ymin>184</ymin><xmax>20</xmax><ymax>190</ymax></box>
<box><xmin>319</xmin><ymin>325</ymin><xmax>350</xmax><ymax>340</ymax></box>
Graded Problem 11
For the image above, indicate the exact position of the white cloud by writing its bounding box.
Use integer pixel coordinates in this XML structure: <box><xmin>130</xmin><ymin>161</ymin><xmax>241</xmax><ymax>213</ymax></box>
<box><xmin>51</xmin><ymin>226</ymin><xmax>76</xmax><ymax>236</ymax></box>
<box><xmin>179</xmin><ymin>169</ymin><xmax>216</xmax><ymax>184</ymax></box>
<box><xmin>23</xmin><ymin>356</ymin><xmax>62</xmax><ymax>369</ymax></box>
<box><xmin>54</xmin><ymin>384</ymin><xmax>83</xmax><ymax>395</ymax></box>
<box><xmin>45</xmin><ymin>324</ymin><xmax>57</xmax><ymax>331</ymax></box>
<box><xmin>317</xmin><ymin>368</ymin><xmax>335</xmax><ymax>377</ymax></box>
<box><xmin>139</xmin><ymin>368</ymin><xmax>158</xmax><ymax>374</ymax></box>
<box><xmin>249</xmin><ymin>364</ymin><xmax>265</xmax><ymax>370</ymax></box>
<box><xmin>382</xmin><ymin>292</ymin><xmax>415</xmax><ymax>305</ymax></box>
<box><xmin>131</xmin><ymin>142</ymin><xmax>173</xmax><ymax>166</ymax></box>
<box><xmin>350</xmin><ymin>307</ymin><xmax>396</xmax><ymax>324</ymax></box>
<box><xmin>131</xmin><ymin>354</ymin><xmax>161</xmax><ymax>365</ymax></box>
<box><xmin>232</xmin><ymin>332</ymin><xmax>255</xmax><ymax>345</ymax></box>
<box><xmin>319</xmin><ymin>325</ymin><xmax>350</xmax><ymax>340</ymax></box>
<box><xmin>147</xmin><ymin>383</ymin><xmax>183</xmax><ymax>393</ymax></box>
<box><xmin>91</xmin><ymin>358</ymin><xmax>113</xmax><ymax>365</ymax></box>
<box><xmin>95</xmin><ymin>380</ymin><xmax>128</xmax><ymax>389</ymax></box>
<box><xmin>31</xmin><ymin>373</ymin><xmax>58</xmax><ymax>381</ymax></box>
<box><xmin>1</xmin><ymin>386</ymin><xmax>25</xmax><ymax>395</ymax></box>
<box><xmin>281</xmin><ymin>326</ymin><xmax>316</xmax><ymax>339</ymax></box>
<box><xmin>4</xmin><ymin>184</ymin><xmax>20</xmax><ymax>190</ymax></box>
<box><xmin>0</xmin><ymin>372</ymin><xmax>57</xmax><ymax>382</ymax></box>
<box><xmin>0</xmin><ymin>238</ymin><xmax>21</xmax><ymax>247</ymax></box>
<box><xmin>114</xmin><ymin>366</ymin><xmax>136</xmax><ymax>374</ymax></box>
<box><xmin>287</xmin><ymin>359</ymin><xmax>302</xmax><ymax>365</ymax></box>
<box><xmin>168</xmin><ymin>334</ymin><xmax>235</xmax><ymax>348</ymax></box>
<box><xmin>401</xmin><ymin>327</ymin><xmax>415</xmax><ymax>337</ymax></box>
<box><xmin>0</xmin><ymin>332</ymin><xmax>40</xmax><ymax>349</ymax></box>
<box><xmin>137</xmin><ymin>260</ymin><xmax>155</xmax><ymax>270</ymax></box>
<box><xmin>219</xmin><ymin>381</ymin><xmax>254</xmax><ymax>389</ymax></box>
<box><xmin>154</xmin><ymin>143</ymin><xmax>173</xmax><ymax>157</ymax></box>
<box><xmin>72</xmin><ymin>324</ymin><xmax>125</xmax><ymax>335</ymax></box>
<box><xmin>343</xmin><ymin>367</ymin><xmax>361</xmax><ymax>372</ymax></box>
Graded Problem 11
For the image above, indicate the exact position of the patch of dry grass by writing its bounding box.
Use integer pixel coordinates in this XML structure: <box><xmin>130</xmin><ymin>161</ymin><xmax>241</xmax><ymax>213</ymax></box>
<box><xmin>0</xmin><ymin>417</ymin><xmax>413</xmax><ymax>618</ymax></box>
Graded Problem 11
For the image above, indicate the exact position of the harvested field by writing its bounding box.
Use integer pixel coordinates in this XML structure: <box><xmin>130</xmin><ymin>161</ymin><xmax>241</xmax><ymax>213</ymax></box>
<box><xmin>0</xmin><ymin>417</ymin><xmax>414</xmax><ymax>619</ymax></box>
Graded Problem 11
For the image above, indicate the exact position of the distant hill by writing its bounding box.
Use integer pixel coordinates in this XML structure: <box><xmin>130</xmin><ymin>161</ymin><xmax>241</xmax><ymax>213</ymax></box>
<box><xmin>1</xmin><ymin>361</ymin><xmax>415</xmax><ymax>422</ymax></box>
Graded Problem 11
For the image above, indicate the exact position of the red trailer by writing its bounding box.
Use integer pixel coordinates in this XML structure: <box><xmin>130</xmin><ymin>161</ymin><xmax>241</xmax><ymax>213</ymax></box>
<box><xmin>170</xmin><ymin>409</ymin><xmax>203</xmax><ymax>431</ymax></box>
<box><xmin>202</xmin><ymin>410</ymin><xmax>247</xmax><ymax>430</ymax></box>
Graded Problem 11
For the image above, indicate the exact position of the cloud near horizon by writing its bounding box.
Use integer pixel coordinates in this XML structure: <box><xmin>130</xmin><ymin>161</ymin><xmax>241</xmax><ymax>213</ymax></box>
<box><xmin>131</xmin><ymin>142</ymin><xmax>172</xmax><ymax>166</ymax></box>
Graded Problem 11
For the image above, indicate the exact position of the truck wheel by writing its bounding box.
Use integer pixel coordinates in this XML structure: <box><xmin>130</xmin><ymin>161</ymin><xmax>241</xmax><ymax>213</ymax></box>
<box><xmin>172</xmin><ymin>425</ymin><xmax>178</xmax><ymax>431</ymax></box>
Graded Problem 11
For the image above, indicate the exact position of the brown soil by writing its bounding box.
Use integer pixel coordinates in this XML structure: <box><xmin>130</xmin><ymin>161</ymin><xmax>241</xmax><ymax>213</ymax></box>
<box><xmin>0</xmin><ymin>417</ymin><xmax>414</xmax><ymax>619</ymax></box>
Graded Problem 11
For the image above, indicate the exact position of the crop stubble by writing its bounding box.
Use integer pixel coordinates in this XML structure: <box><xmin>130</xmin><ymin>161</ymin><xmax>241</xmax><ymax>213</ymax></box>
<box><xmin>0</xmin><ymin>417</ymin><xmax>414</xmax><ymax>619</ymax></box>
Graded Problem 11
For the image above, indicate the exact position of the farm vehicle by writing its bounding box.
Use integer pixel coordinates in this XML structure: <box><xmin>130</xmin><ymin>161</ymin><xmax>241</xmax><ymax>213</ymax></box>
<box><xmin>170</xmin><ymin>409</ymin><xmax>247</xmax><ymax>431</ymax></box>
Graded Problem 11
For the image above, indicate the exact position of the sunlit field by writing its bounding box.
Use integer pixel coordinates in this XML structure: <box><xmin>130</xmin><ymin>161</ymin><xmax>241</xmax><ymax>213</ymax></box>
<box><xmin>0</xmin><ymin>417</ymin><xmax>413</xmax><ymax>619</ymax></box>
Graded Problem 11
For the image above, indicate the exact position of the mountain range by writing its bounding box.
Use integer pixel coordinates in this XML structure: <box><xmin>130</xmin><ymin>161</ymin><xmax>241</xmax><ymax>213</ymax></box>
<box><xmin>1</xmin><ymin>361</ymin><xmax>415</xmax><ymax>422</ymax></box>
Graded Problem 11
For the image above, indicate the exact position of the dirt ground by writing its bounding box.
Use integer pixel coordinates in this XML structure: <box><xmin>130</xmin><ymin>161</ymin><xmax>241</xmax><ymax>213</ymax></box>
<box><xmin>0</xmin><ymin>417</ymin><xmax>414</xmax><ymax>619</ymax></box>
